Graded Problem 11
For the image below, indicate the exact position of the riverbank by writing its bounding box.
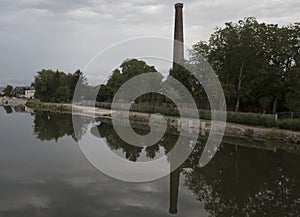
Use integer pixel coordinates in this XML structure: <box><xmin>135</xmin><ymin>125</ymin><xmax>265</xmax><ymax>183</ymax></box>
<box><xmin>0</xmin><ymin>97</ymin><xmax>27</xmax><ymax>106</ymax></box>
<box><xmin>25</xmin><ymin>100</ymin><xmax>72</xmax><ymax>113</ymax></box>
<box><xmin>24</xmin><ymin>100</ymin><xmax>300</xmax><ymax>147</ymax></box>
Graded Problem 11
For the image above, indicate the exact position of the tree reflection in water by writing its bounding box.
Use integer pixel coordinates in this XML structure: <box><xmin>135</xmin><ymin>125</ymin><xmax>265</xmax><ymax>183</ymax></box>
<box><xmin>31</xmin><ymin>112</ymin><xmax>300</xmax><ymax>216</ymax></box>
<box><xmin>93</xmin><ymin>120</ymin><xmax>300</xmax><ymax>216</ymax></box>
<box><xmin>33</xmin><ymin>111</ymin><xmax>90</xmax><ymax>142</ymax></box>
<box><xmin>92</xmin><ymin>119</ymin><xmax>179</xmax><ymax>162</ymax></box>
<box><xmin>184</xmin><ymin>144</ymin><xmax>300</xmax><ymax>217</ymax></box>
<box><xmin>3</xmin><ymin>106</ymin><xmax>13</xmax><ymax>114</ymax></box>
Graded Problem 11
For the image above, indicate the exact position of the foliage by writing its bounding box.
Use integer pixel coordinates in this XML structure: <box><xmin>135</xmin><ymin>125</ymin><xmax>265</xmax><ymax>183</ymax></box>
<box><xmin>190</xmin><ymin>18</ymin><xmax>300</xmax><ymax>113</ymax></box>
<box><xmin>285</xmin><ymin>69</ymin><xmax>300</xmax><ymax>112</ymax></box>
<box><xmin>169</xmin><ymin>64</ymin><xmax>207</xmax><ymax>108</ymax></box>
<box><xmin>32</xmin><ymin>110</ymin><xmax>90</xmax><ymax>142</ymax></box>
<box><xmin>3</xmin><ymin>106</ymin><xmax>13</xmax><ymax>114</ymax></box>
<box><xmin>4</xmin><ymin>85</ymin><xmax>13</xmax><ymax>97</ymax></box>
<box><xmin>97</xmin><ymin>59</ymin><xmax>159</xmax><ymax>102</ymax></box>
<box><xmin>227</xmin><ymin>112</ymin><xmax>277</xmax><ymax>128</ymax></box>
<box><xmin>92</xmin><ymin>120</ymin><xmax>178</xmax><ymax>162</ymax></box>
<box><xmin>33</xmin><ymin>111</ymin><xmax>74</xmax><ymax>141</ymax></box>
<box><xmin>277</xmin><ymin>119</ymin><xmax>300</xmax><ymax>131</ymax></box>
<box><xmin>33</xmin><ymin>69</ymin><xmax>86</xmax><ymax>103</ymax></box>
<box><xmin>96</xmin><ymin>19</ymin><xmax>300</xmax><ymax>114</ymax></box>
<box><xmin>184</xmin><ymin>143</ymin><xmax>300</xmax><ymax>217</ymax></box>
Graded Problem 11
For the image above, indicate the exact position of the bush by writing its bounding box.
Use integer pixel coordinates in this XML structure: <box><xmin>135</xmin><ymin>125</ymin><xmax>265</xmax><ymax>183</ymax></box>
<box><xmin>199</xmin><ymin>110</ymin><xmax>211</xmax><ymax>120</ymax></box>
<box><xmin>226</xmin><ymin>112</ymin><xmax>277</xmax><ymax>128</ymax></box>
<box><xmin>278</xmin><ymin>119</ymin><xmax>300</xmax><ymax>131</ymax></box>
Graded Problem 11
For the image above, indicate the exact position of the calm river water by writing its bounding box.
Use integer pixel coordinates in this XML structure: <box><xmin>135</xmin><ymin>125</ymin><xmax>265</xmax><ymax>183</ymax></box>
<box><xmin>0</xmin><ymin>106</ymin><xmax>300</xmax><ymax>216</ymax></box>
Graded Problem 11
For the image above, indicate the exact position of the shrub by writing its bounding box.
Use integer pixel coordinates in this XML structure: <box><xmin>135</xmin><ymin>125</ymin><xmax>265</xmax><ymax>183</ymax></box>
<box><xmin>226</xmin><ymin>112</ymin><xmax>277</xmax><ymax>128</ymax></box>
<box><xmin>278</xmin><ymin>119</ymin><xmax>300</xmax><ymax>131</ymax></box>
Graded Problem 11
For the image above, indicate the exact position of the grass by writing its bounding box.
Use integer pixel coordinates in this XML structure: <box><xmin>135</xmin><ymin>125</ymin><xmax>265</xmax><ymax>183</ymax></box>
<box><xmin>26</xmin><ymin>100</ymin><xmax>300</xmax><ymax>132</ymax></box>
<box><xmin>227</xmin><ymin>112</ymin><xmax>277</xmax><ymax>128</ymax></box>
<box><xmin>136</xmin><ymin>108</ymin><xmax>300</xmax><ymax>131</ymax></box>
<box><xmin>277</xmin><ymin>119</ymin><xmax>300</xmax><ymax>131</ymax></box>
<box><xmin>264</xmin><ymin>128</ymin><xmax>289</xmax><ymax>138</ymax></box>
<box><xmin>25</xmin><ymin>100</ymin><xmax>71</xmax><ymax>114</ymax></box>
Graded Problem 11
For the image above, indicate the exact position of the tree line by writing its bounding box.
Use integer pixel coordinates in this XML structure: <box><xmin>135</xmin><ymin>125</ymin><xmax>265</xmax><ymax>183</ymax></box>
<box><xmin>33</xmin><ymin>69</ymin><xmax>87</xmax><ymax>102</ymax></box>
<box><xmin>97</xmin><ymin>18</ymin><xmax>300</xmax><ymax>113</ymax></box>
<box><xmin>32</xmin><ymin>17</ymin><xmax>300</xmax><ymax>113</ymax></box>
<box><xmin>191</xmin><ymin>17</ymin><xmax>300</xmax><ymax>113</ymax></box>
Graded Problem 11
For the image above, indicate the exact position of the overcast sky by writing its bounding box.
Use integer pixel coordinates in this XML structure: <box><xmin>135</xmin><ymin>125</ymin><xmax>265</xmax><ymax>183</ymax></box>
<box><xmin>0</xmin><ymin>0</ymin><xmax>299</xmax><ymax>86</ymax></box>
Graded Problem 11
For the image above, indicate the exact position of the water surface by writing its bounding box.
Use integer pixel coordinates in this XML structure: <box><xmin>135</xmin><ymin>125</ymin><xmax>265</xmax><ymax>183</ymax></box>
<box><xmin>0</xmin><ymin>106</ymin><xmax>300</xmax><ymax>216</ymax></box>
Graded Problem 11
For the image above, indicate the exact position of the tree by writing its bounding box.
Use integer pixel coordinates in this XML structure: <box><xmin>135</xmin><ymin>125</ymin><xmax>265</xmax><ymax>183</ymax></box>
<box><xmin>190</xmin><ymin>17</ymin><xmax>300</xmax><ymax>113</ymax></box>
<box><xmin>33</xmin><ymin>111</ymin><xmax>89</xmax><ymax>142</ymax></box>
<box><xmin>67</xmin><ymin>69</ymin><xmax>87</xmax><ymax>101</ymax></box>
<box><xmin>97</xmin><ymin>59</ymin><xmax>160</xmax><ymax>103</ymax></box>
<box><xmin>169</xmin><ymin>64</ymin><xmax>194</xmax><ymax>92</ymax></box>
<box><xmin>184</xmin><ymin>142</ymin><xmax>300</xmax><ymax>217</ymax></box>
<box><xmin>285</xmin><ymin>68</ymin><xmax>300</xmax><ymax>112</ymax></box>
<box><xmin>34</xmin><ymin>69</ymin><xmax>87</xmax><ymax>103</ymax></box>
<box><xmin>4</xmin><ymin>85</ymin><xmax>13</xmax><ymax>97</ymax></box>
<box><xmin>97</xmin><ymin>84</ymin><xmax>113</xmax><ymax>102</ymax></box>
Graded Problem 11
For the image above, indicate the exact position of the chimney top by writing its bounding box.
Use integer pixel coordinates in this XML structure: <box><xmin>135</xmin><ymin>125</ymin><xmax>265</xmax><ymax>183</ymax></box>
<box><xmin>175</xmin><ymin>3</ymin><xmax>183</xmax><ymax>8</ymax></box>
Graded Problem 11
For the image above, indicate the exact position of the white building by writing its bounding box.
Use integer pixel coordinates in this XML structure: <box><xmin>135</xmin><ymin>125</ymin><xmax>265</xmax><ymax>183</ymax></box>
<box><xmin>25</xmin><ymin>89</ymin><xmax>35</xmax><ymax>99</ymax></box>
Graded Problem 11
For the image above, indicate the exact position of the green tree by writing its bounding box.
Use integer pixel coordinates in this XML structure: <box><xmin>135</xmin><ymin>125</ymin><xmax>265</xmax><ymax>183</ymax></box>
<box><xmin>34</xmin><ymin>69</ymin><xmax>87</xmax><ymax>103</ymax></box>
<box><xmin>285</xmin><ymin>68</ymin><xmax>300</xmax><ymax>112</ymax></box>
<box><xmin>190</xmin><ymin>18</ymin><xmax>300</xmax><ymax>113</ymax></box>
<box><xmin>67</xmin><ymin>69</ymin><xmax>87</xmax><ymax>101</ymax></box>
<box><xmin>4</xmin><ymin>85</ymin><xmax>13</xmax><ymax>97</ymax></box>
<box><xmin>97</xmin><ymin>84</ymin><xmax>113</xmax><ymax>102</ymax></box>
<box><xmin>97</xmin><ymin>59</ymin><xmax>159</xmax><ymax>103</ymax></box>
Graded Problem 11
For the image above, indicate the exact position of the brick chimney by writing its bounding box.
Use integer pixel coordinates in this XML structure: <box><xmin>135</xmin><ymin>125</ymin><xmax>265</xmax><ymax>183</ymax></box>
<box><xmin>173</xmin><ymin>3</ymin><xmax>184</xmax><ymax>68</ymax></box>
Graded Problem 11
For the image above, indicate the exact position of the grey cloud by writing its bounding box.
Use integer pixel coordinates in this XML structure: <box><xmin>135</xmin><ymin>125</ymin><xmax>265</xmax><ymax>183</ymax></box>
<box><xmin>0</xmin><ymin>0</ymin><xmax>299</xmax><ymax>85</ymax></box>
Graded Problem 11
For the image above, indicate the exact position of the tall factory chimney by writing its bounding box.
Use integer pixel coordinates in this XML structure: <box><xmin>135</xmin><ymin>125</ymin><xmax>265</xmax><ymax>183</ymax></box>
<box><xmin>169</xmin><ymin>4</ymin><xmax>184</xmax><ymax>214</ymax></box>
<box><xmin>169</xmin><ymin>168</ymin><xmax>180</xmax><ymax>214</ymax></box>
<box><xmin>173</xmin><ymin>3</ymin><xmax>184</xmax><ymax>68</ymax></box>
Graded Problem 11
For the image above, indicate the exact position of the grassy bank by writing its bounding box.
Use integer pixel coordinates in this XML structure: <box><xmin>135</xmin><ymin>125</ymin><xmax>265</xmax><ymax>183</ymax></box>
<box><xmin>26</xmin><ymin>101</ymin><xmax>72</xmax><ymax>113</ymax></box>
<box><xmin>227</xmin><ymin>112</ymin><xmax>300</xmax><ymax>131</ymax></box>
<box><xmin>125</xmin><ymin>106</ymin><xmax>300</xmax><ymax>131</ymax></box>
<box><xmin>149</xmin><ymin>108</ymin><xmax>300</xmax><ymax>131</ymax></box>
<box><xmin>27</xmin><ymin>100</ymin><xmax>300</xmax><ymax>131</ymax></box>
